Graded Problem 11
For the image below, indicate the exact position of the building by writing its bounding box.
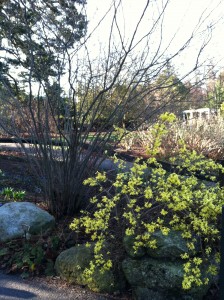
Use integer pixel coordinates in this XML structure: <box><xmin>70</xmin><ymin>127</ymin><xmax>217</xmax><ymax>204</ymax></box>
<box><xmin>182</xmin><ymin>108</ymin><xmax>218</xmax><ymax>124</ymax></box>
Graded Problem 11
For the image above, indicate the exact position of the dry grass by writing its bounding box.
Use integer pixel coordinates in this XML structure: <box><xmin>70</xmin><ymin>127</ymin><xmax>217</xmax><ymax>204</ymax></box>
<box><xmin>118</xmin><ymin>115</ymin><xmax>224</xmax><ymax>160</ymax></box>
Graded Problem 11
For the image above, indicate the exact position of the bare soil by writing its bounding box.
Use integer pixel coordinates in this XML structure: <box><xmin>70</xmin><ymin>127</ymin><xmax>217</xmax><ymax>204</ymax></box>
<box><xmin>0</xmin><ymin>151</ymin><xmax>42</xmax><ymax>202</ymax></box>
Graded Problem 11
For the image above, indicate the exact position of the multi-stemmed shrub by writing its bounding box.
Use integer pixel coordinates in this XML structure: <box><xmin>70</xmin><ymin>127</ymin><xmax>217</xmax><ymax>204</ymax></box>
<box><xmin>70</xmin><ymin>113</ymin><xmax>224</xmax><ymax>291</ymax></box>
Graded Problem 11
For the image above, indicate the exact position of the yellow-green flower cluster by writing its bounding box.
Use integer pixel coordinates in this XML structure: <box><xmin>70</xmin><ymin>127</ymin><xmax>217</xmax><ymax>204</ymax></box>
<box><xmin>70</xmin><ymin>112</ymin><xmax>224</xmax><ymax>291</ymax></box>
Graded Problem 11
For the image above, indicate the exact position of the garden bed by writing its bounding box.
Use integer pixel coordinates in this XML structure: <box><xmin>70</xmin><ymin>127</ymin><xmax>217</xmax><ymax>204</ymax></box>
<box><xmin>0</xmin><ymin>142</ymin><xmax>222</xmax><ymax>299</ymax></box>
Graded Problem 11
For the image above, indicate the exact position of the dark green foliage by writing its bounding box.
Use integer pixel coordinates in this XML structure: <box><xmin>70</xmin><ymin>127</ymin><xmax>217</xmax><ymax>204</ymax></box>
<box><xmin>0</xmin><ymin>0</ymin><xmax>87</xmax><ymax>84</ymax></box>
<box><xmin>0</xmin><ymin>1</ymin><xmax>89</xmax><ymax>217</ymax></box>
<box><xmin>0</xmin><ymin>234</ymin><xmax>62</xmax><ymax>277</ymax></box>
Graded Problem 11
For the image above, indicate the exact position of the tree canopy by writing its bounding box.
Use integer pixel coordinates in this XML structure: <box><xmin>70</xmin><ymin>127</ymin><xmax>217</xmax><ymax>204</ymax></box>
<box><xmin>0</xmin><ymin>0</ymin><xmax>221</xmax><ymax>216</ymax></box>
<box><xmin>0</xmin><ymin>0</ymin><xmax>87</xmax><ymax>85</ymax></box>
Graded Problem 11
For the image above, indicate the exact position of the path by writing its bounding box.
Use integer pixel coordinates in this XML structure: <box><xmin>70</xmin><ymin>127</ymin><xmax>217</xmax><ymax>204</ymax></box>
<box><xmin>0</xmin><ymin>271</ymin><xmax>114</xmax><ymax>300</ymax></box>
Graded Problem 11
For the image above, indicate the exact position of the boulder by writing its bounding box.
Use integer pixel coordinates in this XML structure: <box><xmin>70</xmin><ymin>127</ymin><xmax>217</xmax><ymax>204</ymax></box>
<box><xmin>133</xmin><ymin>286</ymin><xmax>201</xmax><ymax>300</ymax></box>
<box><xmin>55</xmin><ymin>244</ymin><xmax>125</xmax><ymax>294</ymax></box>
<box><xmin>146</xmin><ymin>230</ymin><xmax>194</xmax><ymax>259</ymax></box>
<box><xmin>133</xmin><ymin>287</ymin><xmax>165</xmax><ymax>300</ymax></box>
<box><xmin>98</xmin><ymin>158</ymin><xmax>133</xmax><ymax>172</ymax></box>
<box><xmin>123</xmin><ymin>235</ymin><xmax>146</xmax><ymax>258</ymax></box>
<box><xmin>122</xmin><ymin>257</ymin><xmax>210</xmax><ymax>299</ymax></box>
<box><xmin>124</xmin><ymin>230</ymin><xmax>199</xmax><ymax>260</ymax></box>
<box><xmin>0</xmin><ymin>202</ymin><xmax>55</xmax><ymax>242</ymax></box>
<box><xmin>122</xmin><ymin>256</ymin><xmax>184</xmax><ymax>291</ymax></box>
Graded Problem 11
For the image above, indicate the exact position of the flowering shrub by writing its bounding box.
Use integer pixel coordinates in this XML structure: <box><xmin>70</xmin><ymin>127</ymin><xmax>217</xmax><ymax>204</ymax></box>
<box><xmin>70</xmin><ymin>113</ymin><xmax>224</xmax><ymax>290</ymax></box>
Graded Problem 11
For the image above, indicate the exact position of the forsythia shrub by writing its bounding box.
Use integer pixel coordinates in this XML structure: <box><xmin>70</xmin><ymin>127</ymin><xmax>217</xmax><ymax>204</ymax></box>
<box><xmin>70</xmin><ymin>113</ymin><xmax>224</xmax><ymax>290</ymax></box>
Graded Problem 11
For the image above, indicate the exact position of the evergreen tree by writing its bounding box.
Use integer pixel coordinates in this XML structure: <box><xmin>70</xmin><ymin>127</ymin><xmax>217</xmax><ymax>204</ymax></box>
<box><xmin>0</xmin><ymin>0</ymin><xmax>87</xmax><ymax>86</ymax></box>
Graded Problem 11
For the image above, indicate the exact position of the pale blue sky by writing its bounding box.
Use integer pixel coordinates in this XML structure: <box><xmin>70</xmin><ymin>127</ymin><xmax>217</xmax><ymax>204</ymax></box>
<box><xmin>85</xmin><ymin>0</ymin><xmax>224</xmax><ymax>77</ymax></box>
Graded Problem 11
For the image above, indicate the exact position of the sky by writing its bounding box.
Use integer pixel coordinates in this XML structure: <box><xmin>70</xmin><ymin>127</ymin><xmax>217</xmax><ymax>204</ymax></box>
<box><xmin>84</xmin><ymin>0</ymin><xmax>224</xmax><ymax>78</ymax></box>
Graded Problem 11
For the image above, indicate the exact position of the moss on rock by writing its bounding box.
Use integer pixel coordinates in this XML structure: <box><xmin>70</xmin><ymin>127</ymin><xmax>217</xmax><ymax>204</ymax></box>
<box><xmin>55</xmin><ymin>244</ymin><xmax>125</xmax><ymax>294</ymax></box>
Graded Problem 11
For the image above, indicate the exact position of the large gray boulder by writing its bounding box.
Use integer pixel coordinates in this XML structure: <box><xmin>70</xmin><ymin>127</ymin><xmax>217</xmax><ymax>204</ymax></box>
<box><xmin>55</xmin><ymin>244</ymin><xmax>92</xmax><ymax>286</ymax></box>
<box><xmin>0</xmin><ymin>202</ymin><xmax>55</xmax><ymax>242</ymax></box>
<box><xmin>123</xmin><ymin>235</ymin><xmax>146</xmax><ymax>258</ymax></box>
<box><xmin>133</xmin><ymin>287</ymin><xmax>165</xmax><ymax>300</ymax></box>
<box><xmin>124</xmin><ymin>230</ymin><xmax>199</xmax><ymax>259</ymax></box>
<box><xmin>146</xmin><ymin>230</ymin><xmax>197</xmax><ymax>259</ymax></box>
<box><xmin>122</xmin><ymin>257</ymin><xmax>210</xmax><ymax>299</ymax></box>
<box><xmin>98</xmin><ymin>158</ymin><xmax>133</xmax><ymax>172</ymax></box>
<box><xmin>122</xmin><ymin>256</ymin><xmax>184</xmax><ymax>291</ymax></box>
<box><xmin>55</xmin><ymin>244</ymin><xmax>125</xmax><ymax>294</ymax></box>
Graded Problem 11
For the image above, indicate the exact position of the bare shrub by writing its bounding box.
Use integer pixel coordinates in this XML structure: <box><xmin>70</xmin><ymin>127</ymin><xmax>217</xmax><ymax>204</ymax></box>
<box><xmin>0</xmin><ymin>0</ymin><xmax>219</xmax><ymax>217</ymax></box>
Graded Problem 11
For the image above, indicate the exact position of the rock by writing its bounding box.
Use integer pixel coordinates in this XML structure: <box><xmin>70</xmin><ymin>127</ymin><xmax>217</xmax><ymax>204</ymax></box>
<box><xmin>122</xmin><ymin>256</ymin><xmax>184</xmax><ymax>291</ymax></box>
<box><xmin>122</xmin><ymin>257</ymin><xmax>209</xmax><ymax>299</ymax></box>
<box><xmin>98</xmin><ymin>159</ymin><xmax>118</xmax><ymax>172</ymax></box>
<box><xmin>0</xmin><ymin>202</ymin><xmax>55</xmax><ymax>242</ymax></box>
<box><xmin>55</xmin><ymin>244</ymin><xmax>125</xmax><ymax>294</ymax></box>
<box><xmin>123</xmin><ymin>235</ymin><xmax>146</xmax><ymax>258</ymax></box>
<box><xmin>98</xmin><ymin>158</ymin><xmax>133</xmax><ymax>172</ymax></box>
<box><xmin>133</xmin><ymin>287</ymin><xmax>165</xmax><ymax>300</ymax></box>
<box><xmin>146</xmin><ymin>230</ymin><xmax>192</xmax><ymax>259</ymax></box>
<box><xmin>123</xmin><ymin>230</ymin><xmax>199</xmax><ymax>259</ymax></box>
<box><xmin>55</xmin><ymin>245</ymin><xmax>92</xmax><ymax>285</ymax></box>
